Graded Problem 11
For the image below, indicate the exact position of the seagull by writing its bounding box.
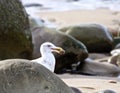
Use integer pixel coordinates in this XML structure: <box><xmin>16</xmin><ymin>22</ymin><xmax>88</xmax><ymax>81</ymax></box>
<box><xmin>31</xmin><ymin>42</ymin><xmax>65</xmax><ymax>72</ymax></box>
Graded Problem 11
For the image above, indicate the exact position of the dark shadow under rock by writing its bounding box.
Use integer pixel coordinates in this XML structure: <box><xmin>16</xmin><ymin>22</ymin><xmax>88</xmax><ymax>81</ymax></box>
<box><xmin>71</xmin><ymin>87</ymin><xmax>82</xmax><ymax>93</ymax></box>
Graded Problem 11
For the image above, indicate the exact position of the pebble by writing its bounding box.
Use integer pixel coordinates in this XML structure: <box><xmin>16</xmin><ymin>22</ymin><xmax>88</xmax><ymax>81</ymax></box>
<box><xmin>98</xmin><ymin>89</ymin><xmax>116</xmax><ymax>93</ymax></box>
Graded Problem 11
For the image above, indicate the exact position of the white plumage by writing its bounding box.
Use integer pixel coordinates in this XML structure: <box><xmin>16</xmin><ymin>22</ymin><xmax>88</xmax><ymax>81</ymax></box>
<box><xmin>111</xmin><ymin>49</ymin><xmax>120</xmax><ymax>56</ymax></box>
<box><xmin>31</xmin><ymin>42</ymin><xmax>65</xmax><ymax>72</ymax></box>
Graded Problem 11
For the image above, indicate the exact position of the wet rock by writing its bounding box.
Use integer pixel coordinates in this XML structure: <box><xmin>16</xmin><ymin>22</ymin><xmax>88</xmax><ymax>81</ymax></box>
<box><xmin>0</xmin><ymin>59</ymin><xmax>75</xmax><ymax>93</ymax></box>
<box><xmin>32</xmin><ymin>27</ymin><xmax>88</xmax><ymax>73</ymax></box>
<box><xmin>78</xmin><ymin>58</ymin><xmax>120</xmax><ymax>77</ymax></box>
<box><xmin>0</xmin><ymin>0</ymin><xmax>32</xmax><ymax>59</ymax></box>
<box><xmin>60</xmin><ymin>24</ymin><xmax>114</xmax><ymax>53</ymax></box>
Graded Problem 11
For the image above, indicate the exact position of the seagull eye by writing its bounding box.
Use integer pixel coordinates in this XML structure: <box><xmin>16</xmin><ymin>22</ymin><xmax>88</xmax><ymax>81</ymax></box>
<box><xmin>47</xmin><ymin>45</ymin><xmax>51</xmax><ymax>47</ymax></box>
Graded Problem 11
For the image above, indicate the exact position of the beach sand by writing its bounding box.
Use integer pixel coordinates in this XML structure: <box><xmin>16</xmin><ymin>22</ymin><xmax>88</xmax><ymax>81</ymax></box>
<box><xmin>58</xmin><ymin>74</ymin><xmax>120</xmax><ymax>93</ymax></box>
<box><xmin>38</xmin><ymin>9</ymin><xmax>120</xmax><ymax>93</ymax></box>
<box><xmin>38</xmin><ymin>9</ymin><xmax>120</xmax><ymax>36</ymax></box>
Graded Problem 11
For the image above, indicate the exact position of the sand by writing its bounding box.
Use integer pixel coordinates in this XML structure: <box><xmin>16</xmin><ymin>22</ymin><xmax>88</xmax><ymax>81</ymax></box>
<box><xmin>38</xmin><ymin>9</ymin><xmax>120</xmax><ymax>93</ymax></box>
<box><xmin>58</xmin><ymin>74</ymin><xmax>120</xmax><ymax>93</ymax></box>
<box><xmin>38</xmin><ymin>9</ymin><xmax>120</xmax><ymax>35</ymax></box>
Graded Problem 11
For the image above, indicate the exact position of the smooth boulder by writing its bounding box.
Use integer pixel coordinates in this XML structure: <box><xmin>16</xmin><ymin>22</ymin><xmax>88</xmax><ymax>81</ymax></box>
<box><xmin>32</xmin><ymin>27</ymin><xmax>88</xmax><ymax>73</ymax></box>
<box><xmin>0</xmin><ymin>0</ymin><xmax>32</xmax><ymax>59</ymax></box>
<box><xmin>60</xmin><ymin>24</ymin><xmax>114</xmax><ymax>53</ymax></box>
<box><xmin>0</xmin><ymin>59</ymin><xmax>74</xmax><ymax>93</ymax></box>
<box><xmin>78</xmin><ymin>58</ymin><xmax>120</xmax><ymax>77</ymax></box>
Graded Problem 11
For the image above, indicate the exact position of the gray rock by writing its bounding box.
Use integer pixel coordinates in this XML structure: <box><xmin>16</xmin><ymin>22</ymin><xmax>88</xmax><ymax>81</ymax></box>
<box><xmin>60</xmin><ymin>24</ymin><xmax>114</xmax><ymax>53</ymax></box>
<box><xmin>0</xmin><ymin>59</ymin><xmax>74</xmax><ymax>93</ymax></box>
<box><xmin>0</xmin><ymin>0</ymin><xmax>32</xmax><ymax>59</ymax></box>
<box><xmin>78</xmin><ymin>58</ymin><xmax>120</xmax><ymax>77</ymax></box>
<box><xmin>32</xmin><ymin>27</ymin><xmax>88</xmax><ymax>73</ymax></box>
<box><xmin>98</xmin><ymin>89</ymin><xmax>116</xmax><ymax>93</ymax></box>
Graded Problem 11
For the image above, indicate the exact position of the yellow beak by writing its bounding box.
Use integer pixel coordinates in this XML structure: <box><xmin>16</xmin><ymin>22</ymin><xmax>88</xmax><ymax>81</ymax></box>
<box><xmin>51</xmin><ymin>47</ymin><xmax>65</xmax><ymax>55</ymax></box>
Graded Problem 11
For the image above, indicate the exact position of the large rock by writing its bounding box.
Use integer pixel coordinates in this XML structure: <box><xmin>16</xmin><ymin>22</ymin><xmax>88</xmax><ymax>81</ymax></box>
<box><xmin>60</xmin><ymin>24</ymin><xmax>114</xmax><ymax>53</ymax></box>
<box><xmin>78</xmin><ymin>58</ymin><xmax>120</xmax><ymax>77</ymax></box>
<box><xmin>32</xmin><ymin>27</ymin><xmax>88</xmax><ymax>73</ymax></box>
<box><xmin>0</xmin><ymin>59</ymin><xmax>74</xmax><ymax>93</ymax></box>
<box><xmin>0</xmin><ymin>0</ymin><xmax>32</xmax><ymax>59</ymax></box>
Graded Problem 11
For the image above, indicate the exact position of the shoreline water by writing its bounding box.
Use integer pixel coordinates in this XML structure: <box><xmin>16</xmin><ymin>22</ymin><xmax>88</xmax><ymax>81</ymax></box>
<box><xmin>21</xmin><ymin>0</ymin><xmax>120</xmax><ymax>20</ymax></box>
<box><xmin>21</xmin><ymin>0</ymin><xmax>120</xmax><ymax>32</ymax></box>
<box><xmin>22</xmin><ymin>0</ymin><xmax>120</xmax><ymax>12</ymax></box>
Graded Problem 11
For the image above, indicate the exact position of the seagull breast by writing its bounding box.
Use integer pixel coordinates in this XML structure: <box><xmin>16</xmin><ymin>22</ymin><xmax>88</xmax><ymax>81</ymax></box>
<box><xmin>31</xmin><ymin>42</ymin><xmax>65</xmax><ymax>72</ymax></box>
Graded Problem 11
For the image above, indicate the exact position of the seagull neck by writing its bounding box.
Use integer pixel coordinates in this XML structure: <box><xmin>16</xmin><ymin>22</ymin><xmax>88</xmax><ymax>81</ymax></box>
<box><xmin>41</xmin><ymin>52</ymin><xmax>54</xmax><ymax>59</ymax></box>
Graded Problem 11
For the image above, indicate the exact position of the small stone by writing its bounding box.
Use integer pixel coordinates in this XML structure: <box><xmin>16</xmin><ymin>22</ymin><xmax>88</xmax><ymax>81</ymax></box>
<box><xmin>108</xmin><ymin>80</ymin><xmax>117</xmax><ymax>84</ymax></box>
<box><xmin>98</xmin><ymin>89</ymin><xmax>116</xmax><ymax>93</ymax></box>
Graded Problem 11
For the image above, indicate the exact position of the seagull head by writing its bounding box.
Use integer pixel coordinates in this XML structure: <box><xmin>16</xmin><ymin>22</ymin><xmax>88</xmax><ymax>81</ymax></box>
<box><xmin>40</xmin><ymin>42</ymin><xmax>65</xmax><ymax>55</ymax></box>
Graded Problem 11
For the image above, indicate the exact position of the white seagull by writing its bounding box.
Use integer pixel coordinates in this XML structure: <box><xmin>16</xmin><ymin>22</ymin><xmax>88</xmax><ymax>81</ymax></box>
<box><xmin>31</xmin><ymin>42</ymin><xmax>65</xmax><ymax>72</ymax></box>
